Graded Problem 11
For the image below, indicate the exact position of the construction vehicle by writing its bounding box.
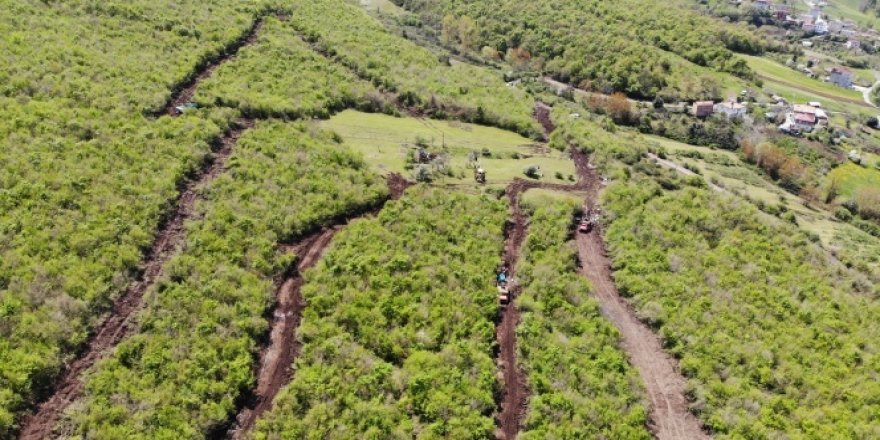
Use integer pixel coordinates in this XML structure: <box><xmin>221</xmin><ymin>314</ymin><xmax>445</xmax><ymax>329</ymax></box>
<box><xmin>474</xmin><ymin>167</ymin><xmax>486</xmax><ymax>184</ymax></box>
<box><xmin>578</xmin><ymin>207</ymin><xmax>601</xmax><ymax>234</ymax></box>
<box><xmin>497</xmin><ymin>266</ymin><xmax>511</xmax><ymax>304</ymax></box>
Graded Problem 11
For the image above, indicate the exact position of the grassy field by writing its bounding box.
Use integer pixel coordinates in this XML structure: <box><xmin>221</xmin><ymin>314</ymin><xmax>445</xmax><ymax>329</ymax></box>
<box><xmin>741</xmin><ymin>55</ymin><xmax>874</xmax><ymax>115</ymax></box>
<box><xmin>646</xmin><ymin>133</ymin><xmax>880</xmax><ymax>289</ymax></box>
<box><xmin>828</xmin><ymin>162</ymin><xmax>880</xmax><ymax>198</ymax></box>
<box><xmin>646</xmin><ymin>135</ymin><xmax>843</xmax><ymax>243</ymax></box>
<box><xmin>522</xmin><ymin>188</ymin><xmax>587</xmax><ymax>207</ymax></box>
<box><xmin>321</xmin><ymin>111</ymin><xmax>576</xmax><ymax>186</ymax></box>
<box><xmin>825</xmin><ymin>0</ymin><xmax>880</xmax><ymax>29</ymax></box>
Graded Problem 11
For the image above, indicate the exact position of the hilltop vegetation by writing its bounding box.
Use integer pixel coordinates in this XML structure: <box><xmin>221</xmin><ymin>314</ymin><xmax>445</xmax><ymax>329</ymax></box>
<box><xmin>394</xmin><ymin>0</ymin><xmax>768</xmax><ymax>99</ymax></box>
<box><xmin>194</xmin><ymin>17</ymin><xmax>385</xmax><ymax>119</ymax></box>
<box><xmin>285</xmin><ymin>0</ymin><xmax>541</xmax><ymax>137</ymax></box>
<box><xmin>0</xmin><ymin>0</ymin><xmax>269</xmax><ymax>112</ymax></box>
<box><xmin>254</xmin><ymin>188</ymin><xmax>506</xmax><ymax>439</ymax></box>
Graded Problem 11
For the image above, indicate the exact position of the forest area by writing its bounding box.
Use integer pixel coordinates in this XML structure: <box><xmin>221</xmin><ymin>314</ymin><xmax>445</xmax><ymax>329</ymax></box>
<box><xmin>393</xmin><ymin>0</ymin><xmax>770</xmax><ymax>100</ymax></box>
<box><xmin>3</xmin><ymin>0</ymin><xmax>880</xmax><ymax>439</ymax></box>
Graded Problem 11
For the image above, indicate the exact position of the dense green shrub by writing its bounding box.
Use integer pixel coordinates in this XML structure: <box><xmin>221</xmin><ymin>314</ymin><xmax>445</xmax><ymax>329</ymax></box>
<box><xmin>0</xmin><ymin>100</ymin><xmax>233</xmax><ymax>434</ymax></box>
<box><xmin>195</xmin><ymin>17</ymin><xmax>387</xmax><ymax>119</ymax></box>
<box><xmin>0</xmin><ymin>0</ymin><xmax>270</xmax><ymax>112</ymax></box>
<box><xmin>63</xmin><ymin>121</ymin><xmax>388</xmax><ymax>438</ymax></box>
<box><xmin>284</xmin><ymin>0</ymin><xmax>542</xmax><ymax>138</ymax></box>
<box><xmin>0</xmin><ymin>0</ymin><xmax>285</xmax><ymax>430</ymax></box>
<box><xmin>253</xmin><ymin>188</ymin><xmax>507</xmax><ymax>439</ymax></box>
<box><xmin>517</xmin><ymin>195</ymin><xmax>650</xmax><ymax>439</ymax></box>
<box><xmin>603</xmin><ymin>181</ymin><xmax>880</xmax><ymax>439</ymax></box>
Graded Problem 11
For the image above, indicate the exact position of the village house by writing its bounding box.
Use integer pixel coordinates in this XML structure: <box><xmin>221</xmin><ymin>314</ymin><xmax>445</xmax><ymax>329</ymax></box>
<box><xmin>692</xmin><ymin>101</ymin><xmax>715</xmax><ymax>118</ymax></box>
<box><xmin>715</xmin><ymin>100</ymin><xmax>747</xmax><ymax>119</ymax></box>
<box><xmin>780</xmin><ymin>104</ymin><xmax>828</xmax><ymax>134</ymax></box>
<box><xmin>815</xmin><ymin>18</ymin><xmax>829</xmax><ymax>34</ymax></box>
<box><xmin>829</xmin><ymin>67</ymin><xmax>853</xmax><ymax>88</ymax></box>
<box><xmin>846</xmin><ymin>39</ymin><xmax>861</xmax><ymax>50</ymax></box>
<box><xmin>802</xmin><ymin>20</ymin><xmax>815</xmax><ymax>33</ymax></box>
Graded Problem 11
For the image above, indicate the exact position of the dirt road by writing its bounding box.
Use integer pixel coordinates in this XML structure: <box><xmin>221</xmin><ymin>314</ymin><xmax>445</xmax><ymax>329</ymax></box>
<box><xmin>228</xmin><ymin>227</ymin><xmax>340</xmax><ymax>438</ymax></box>
<box><xmin>163</xmin><ymin>16</ymin><xmax>269</xmax><ymax>116</ymax></box>
<box><xmin>17</xmin><ymin>119</ymin><xmax>254</xmax><ymax>440</ymax></box>
<box><xmin>495</xmin><ymin>182</ymin><xmax>531</xmax><ymax>440</ymax></box>
<box><xmin>575</xmin><ymin>160</ymin><xmax>709</xmax><ymax>440</ymax></box>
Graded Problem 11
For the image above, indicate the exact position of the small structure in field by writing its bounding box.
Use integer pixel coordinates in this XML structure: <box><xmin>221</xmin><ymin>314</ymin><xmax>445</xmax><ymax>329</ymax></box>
<box><xmin>829</xmin><ymin>67</ymin><xmax>853</xmax><ymax>88</ymax></box>
<box><xmin>692</xmin><ymin>101</ymin><xmax>715</xmax><ymax>118</ymax></box>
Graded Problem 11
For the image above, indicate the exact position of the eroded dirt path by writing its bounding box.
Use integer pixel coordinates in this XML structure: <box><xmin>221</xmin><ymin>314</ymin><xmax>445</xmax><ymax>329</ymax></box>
<box><xmin>226</xmin><ymin>174</ymin><xmax>411</xmax><ymax>440</ymax></box>
<box><xmin>496</xmin><ymin>182</ymin><xmax>530</xmax><ymax>440</ymax></box>
<box><xmin>228</xmin><ymin>227</ymin><xmax>340</xmax><ymax>439</ymax></box>
<box><xmin>163</xmin><ymin>14</ymin><xmax>272</xmax><ymax>116</ymax></box>
<box><xmin>17</xmin><ymin>119</ymin><xmax>254</xmax><ymax>440</ymax></box>
<box><xmin>576</xmin><ymin>163</ymin><xmax>709</xmax><ymax>440</ymax></box>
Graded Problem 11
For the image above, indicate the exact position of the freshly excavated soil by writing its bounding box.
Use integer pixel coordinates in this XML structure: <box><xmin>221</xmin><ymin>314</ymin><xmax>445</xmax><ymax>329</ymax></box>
<box><xmin>228</xmin><ymin>227</ymin><xmax>340</xmax><ymax>439</ymax></box>
<box><xmin>533</xmin><ymin>102</ymin><xmax>556</xmax><ymax>139</ymax></box>
<box><xmin>225</xmin><ymin>174</ymin><xmax>412</xmax><ymax>440</ymax></box>
<box><xmin>17</xmin><ymin>119</ymin><xmax>254</xmax><ymax>440</ymax></box>
<box><xmin>495</xmin><ymin>183</ymin><xmax>530</xmax><ymax>440</ymax></box>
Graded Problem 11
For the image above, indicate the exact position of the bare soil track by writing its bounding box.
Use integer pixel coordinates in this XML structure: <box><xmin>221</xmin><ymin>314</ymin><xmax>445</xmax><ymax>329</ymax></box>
<box><xmin>17</xmin><ymin>119</ymin><xmax>254</xmax><ymax>440</ymax></box>
<box><xmin>575</xmin><ymin>160</ymin><xmax>709</xmax><ymax>440</ymax></box>
<box><xmin>501</xmin><ymin>102</ymin><xmax>707</xmax><ymax>439</ymax></box>
<box><xmin>227</xmin><ymin>227</ymin><xmax>340</xmax><ymax>439</ymax></box>
<box><xmin>225</xmin><ymin>174</ymin><xmax>412</xmax><ymax>440</ymax></box>
<box><xmin>495</xmin><ymin>183</ymin><xmax>530</xmax><ymax>440</ymax></box>
<box><xmin>163</xmin><ymin>14</ymin><xmax>271</xmax><ymax>116</ymax></box>
<box><xmin>494</xmin><ymin>109</ymin><xmax>589</xmax><ymax>438</ymax></box>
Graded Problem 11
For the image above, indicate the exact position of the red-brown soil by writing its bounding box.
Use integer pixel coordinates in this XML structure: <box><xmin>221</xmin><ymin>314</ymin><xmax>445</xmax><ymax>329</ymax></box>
<box><xmin>225</xmin><ymin>175</ymin><xmax>411</xmax><ymax>439</ymax></box>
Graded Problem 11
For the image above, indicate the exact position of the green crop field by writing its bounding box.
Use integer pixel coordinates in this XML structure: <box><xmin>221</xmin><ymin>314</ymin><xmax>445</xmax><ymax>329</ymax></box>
<box><xmin>828</xmin><ymin>162</ymin><xmax>880</xmax><ymax>198</ymax></box>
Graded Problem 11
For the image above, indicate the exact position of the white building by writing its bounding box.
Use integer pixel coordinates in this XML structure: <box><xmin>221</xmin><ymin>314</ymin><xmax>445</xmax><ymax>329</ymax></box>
<box><xmin>815</xmin><ymin>18</ymin><xmax>829</xmax><ymax>34</ymax></box>
<box><xmin>715</xmin><ymin>101</ymin><xmax>747</xmax><ymax>119</ymax></box>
